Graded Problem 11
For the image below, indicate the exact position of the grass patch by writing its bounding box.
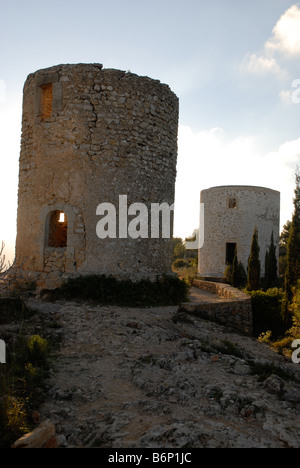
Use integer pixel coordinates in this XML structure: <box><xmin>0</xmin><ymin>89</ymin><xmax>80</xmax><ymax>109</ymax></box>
<box><xmin>248</xmin><ymin>360</ymin><xmax>298</xmax><ymax>383</ymax></box>
<box><xmin>0</xmin><ymin>297</ymin><xmax>52</xmax><ymax>448</ymax></box>
<box><xmin>213</xmin><ymin>339</ymin><xmax>244</xmax><ymax>359</ymax></box>
<box><xmin>172</xmin><ymin>264</ymin><xmax>198</xmax><ymax>286</ymax></box>
<box><xmin>0</xmin><ymin>298</ymin><xmax>36</xmax><ymax>325</ymax></box>
<box><xmin>0</xmin><ymin>332</ymin><xmax>51</xmax><ymax>448</ymax></box>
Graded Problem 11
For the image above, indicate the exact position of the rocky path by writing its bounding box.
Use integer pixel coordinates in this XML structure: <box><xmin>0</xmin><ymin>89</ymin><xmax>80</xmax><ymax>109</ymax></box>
<box><xmin>188</xmin><ymin>286</ymin><xmax>233</xmax><ymax>303</ymax></box>
<box><xmin>29</xmin><ymin>298</ymin><xmax>300</xmax><ymax>448</ymax></box>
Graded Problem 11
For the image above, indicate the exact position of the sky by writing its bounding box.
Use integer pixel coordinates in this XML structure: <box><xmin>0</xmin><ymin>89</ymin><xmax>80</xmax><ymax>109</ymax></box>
<box><xmin>1</xmin><ymin>0</ymin><xmax>300</xmax><ymax>263</ymax></box>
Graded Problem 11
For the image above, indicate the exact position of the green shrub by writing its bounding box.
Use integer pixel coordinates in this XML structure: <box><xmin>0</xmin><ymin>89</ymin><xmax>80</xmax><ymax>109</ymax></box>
<box><xmin>246</xmin><ymin>288</ymin><xmax>287</xmax><ymax>339</ymax></box>
<box><xmin>288</xmin><ymin>281</ymin><xmax>300</xmax><ymax>339</ymax></box>
<box><xmin>26</xmin><ymin>335</ymin><xmax>49</xmax><ymax>368</ymax></box>
<box><xmin>0</xmin><ymin>298</ymin><xmax>35</xmax><ymax>325</ymax></box>
<box><xmin>172</xmin><ymin>258</ymin><xmax>189</xmax><ymax>269</ymax></box>
<box><xmin>224</xmin><ymin>265</ymin><xmax>233</xmax><ymax>285</ymax></box>
<box><xmin>0</xmin><ymin>332</ymin><xmax>50</xmax><ymax>448</ymax></box>
<box><xmin>273</xmin><ymin>281</ymin><xmax>300</xmax><ymax>355</ymax></box>
<box><xmin>0</xmin><ymin>293</ymin><xmax>52</xmax><ymax>447</ymax></box>
<box><xmin>0</xmin><ymin>395</ymin><xmax>30</xmax><ymax>448</ymax></box>
<box><xmin>44</xmin><ymin>274</ymin><xmax>188</xmax><ymax>307</ymax></box>
<box><xmin>224</xmin><ymin>262</ymin><xmax>247</xmax><ymax>288</ymax></box>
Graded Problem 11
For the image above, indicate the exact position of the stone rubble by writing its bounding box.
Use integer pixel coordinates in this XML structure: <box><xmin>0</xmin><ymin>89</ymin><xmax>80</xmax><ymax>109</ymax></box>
<box><xmin>27</xmin><ymin>299</ymin><xmax>300</xmax><ymax>448</ymax></box>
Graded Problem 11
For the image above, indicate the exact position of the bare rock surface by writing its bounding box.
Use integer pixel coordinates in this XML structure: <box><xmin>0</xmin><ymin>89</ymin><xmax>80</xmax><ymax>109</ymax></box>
<box><xmin>28</xmin><ymin>299</ymin><xmax>300</xmax><ymax>448</ymax></box>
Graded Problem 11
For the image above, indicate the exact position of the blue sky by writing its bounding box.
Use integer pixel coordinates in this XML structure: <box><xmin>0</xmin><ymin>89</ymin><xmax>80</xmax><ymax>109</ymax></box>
<box><xmin>1</xmin><ymin>0</ymin><xmax>300</xmax><ymax>262</ymax></box>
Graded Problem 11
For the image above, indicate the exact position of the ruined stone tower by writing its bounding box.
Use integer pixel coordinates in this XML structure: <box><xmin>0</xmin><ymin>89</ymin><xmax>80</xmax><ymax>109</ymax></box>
<box><xmin>198</xmin><ymin>185</ymin><xmax>280</xmax><ymax>279</ymax></box>
<box><xmin>15</xmin><ymin>64</ymin><xmax>179</xmax><ymax>288</ymax></box>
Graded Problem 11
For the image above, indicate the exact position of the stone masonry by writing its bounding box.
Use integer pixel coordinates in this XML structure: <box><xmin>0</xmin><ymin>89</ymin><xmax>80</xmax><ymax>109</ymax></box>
<box><xmin>14</xmin><ymin>64</ymin><xmax>179</xmax><ymax>288</ymax></box>
<box><xmin>198</xmin><ymin>185</ymin><xmax>280</xmax><ymax>279</ymax></box>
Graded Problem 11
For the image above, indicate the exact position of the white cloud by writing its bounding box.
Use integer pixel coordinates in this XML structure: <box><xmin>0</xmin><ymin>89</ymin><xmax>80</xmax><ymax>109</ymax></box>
<box><xmin>265</xmin><ymin>4</ymin><xmax>300</xmax><ymax>56</ymax></box>
<box><xmin>241</xmin><ymin>4</ymin><xmax>300</xmax><ymax>82</ymax></box>
<box><xmin>279</xmin><ymin>88</ymin><xmax>293</xmax><ymax>105</ymax></box>
<box><xmin>174</xmin><ymin>125</ymin><xmax>300</xmax><ymax>239</ymax></box>
<box><xmin>241</xmin><ymin>53</ymin><xmax>288</xmax><ymax>80</ymax></box>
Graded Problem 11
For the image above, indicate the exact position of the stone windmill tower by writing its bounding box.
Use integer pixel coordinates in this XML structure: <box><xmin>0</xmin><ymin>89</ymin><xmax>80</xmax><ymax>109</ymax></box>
<box><xmin>14</xmin><ymin>64</ymin><xmax>179</xmax><ymax>288</ymax></box>
<box><xmin>198</xmin><ymin>185</ymin><xmax>280</xmax><ymax>279</ymax></box>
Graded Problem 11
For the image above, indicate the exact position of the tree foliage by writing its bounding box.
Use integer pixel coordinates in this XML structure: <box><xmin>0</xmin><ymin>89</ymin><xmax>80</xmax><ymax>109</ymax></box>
<box><xmin>280</xmin><ymin>220</ymin><xmax>292</xmax><ymax>250</ymax></box>
<box><xmin>287</xmin><ymin>280</ymin><xmax>300</xmax><ymax>339</ymax></box>
<box><xmin>264</xmin><ymin>232</ymin><xmax>278</xmax><ymax>289</ymax></box>
<box><xmin>231</xmin><ymin>246</ymin><xmax>247</xmax><ymax>288</ymax></box>
<box><xmin>282</xmin><ymin>170</ymin><xmax>300</xmax><ymax>321</ymax></box>
<box><xmin>247</xmin><ymin>227</ymin><xmax>261</xmax><ymax>290</ymax></box>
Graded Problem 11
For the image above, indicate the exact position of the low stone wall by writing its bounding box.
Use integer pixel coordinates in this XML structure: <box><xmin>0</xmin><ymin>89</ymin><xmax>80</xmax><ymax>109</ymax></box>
<box><xmin>180</xmin><ymin>279</ymin><xmax>253</xmax><ymax>336</ymax></box>
<box><xmin>193</xmin><ymin>279</ymin><xmax>249</xmax><ymax>300</ymax></box>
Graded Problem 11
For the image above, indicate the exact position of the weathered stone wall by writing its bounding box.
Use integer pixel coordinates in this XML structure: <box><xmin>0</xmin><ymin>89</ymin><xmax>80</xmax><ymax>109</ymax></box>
<box><xmin>15</xmin><ymin>64</ymin><xmax>179</xmax><ymax>286</ymax></box>
<box><xmin>180</xmin><ymin>279</ymin><xmax>253</xmax><ymax>336</ymax></box>
<box><xmin>198</xmin><ymin>186</ymin><xmax>280</xmax><ymax>279</ymax></box>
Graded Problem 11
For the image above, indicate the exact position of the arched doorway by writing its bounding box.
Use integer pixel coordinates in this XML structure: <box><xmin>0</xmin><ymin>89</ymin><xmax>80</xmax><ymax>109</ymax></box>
<box><xmin>47</xmin><ymin>210</ymin><xmax>68</xmax><ymax>248</ymax></box>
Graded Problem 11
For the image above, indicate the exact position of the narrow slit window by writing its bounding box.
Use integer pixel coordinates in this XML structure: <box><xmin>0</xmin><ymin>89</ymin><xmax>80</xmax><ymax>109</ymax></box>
<box><xmin>41</xmin><ymin>83</ymin><xmax>53</xmax><ymax>119</ymax></box>
<box><xmin>48</xmin><ymin>211</ymin><xmax>67</xmax><ymax>248</ymax></box>
<box><xmin>228</xmin><ymin>198</ymin><xmax>237</xmax><ymax>209</ymax></box>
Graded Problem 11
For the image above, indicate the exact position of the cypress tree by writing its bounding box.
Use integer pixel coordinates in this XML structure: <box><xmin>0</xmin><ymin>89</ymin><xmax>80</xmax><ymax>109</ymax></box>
<box><xmin>232</xmin><ymin>245</ymin><xmax>238</xmax><ymax>287</ymax></box>
<box><xmin>232</xmin><ymin>245</ymin><xmax>247</xmax><ymax>288</ymax></box>
<box><xmin>264</xmin><ymin>232</ymin><xmax>278</xmax><ymax>289</ymax></box>
<box><xmin>247</xmin><ymin>227</ymin><xmax>260</xmax><ymax>290</ymax></box>
<box><xmin>282</xmin><ymin>170</ymin><xmax>300</xmax><ymax>321</ymax></box>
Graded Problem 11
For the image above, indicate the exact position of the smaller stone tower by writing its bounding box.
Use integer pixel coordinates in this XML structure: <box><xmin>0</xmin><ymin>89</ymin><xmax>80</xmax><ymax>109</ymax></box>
<box><xmin>198</xmin><ymin>185</ymin><xmax>280</xmax><ymax>279</ymax></box>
